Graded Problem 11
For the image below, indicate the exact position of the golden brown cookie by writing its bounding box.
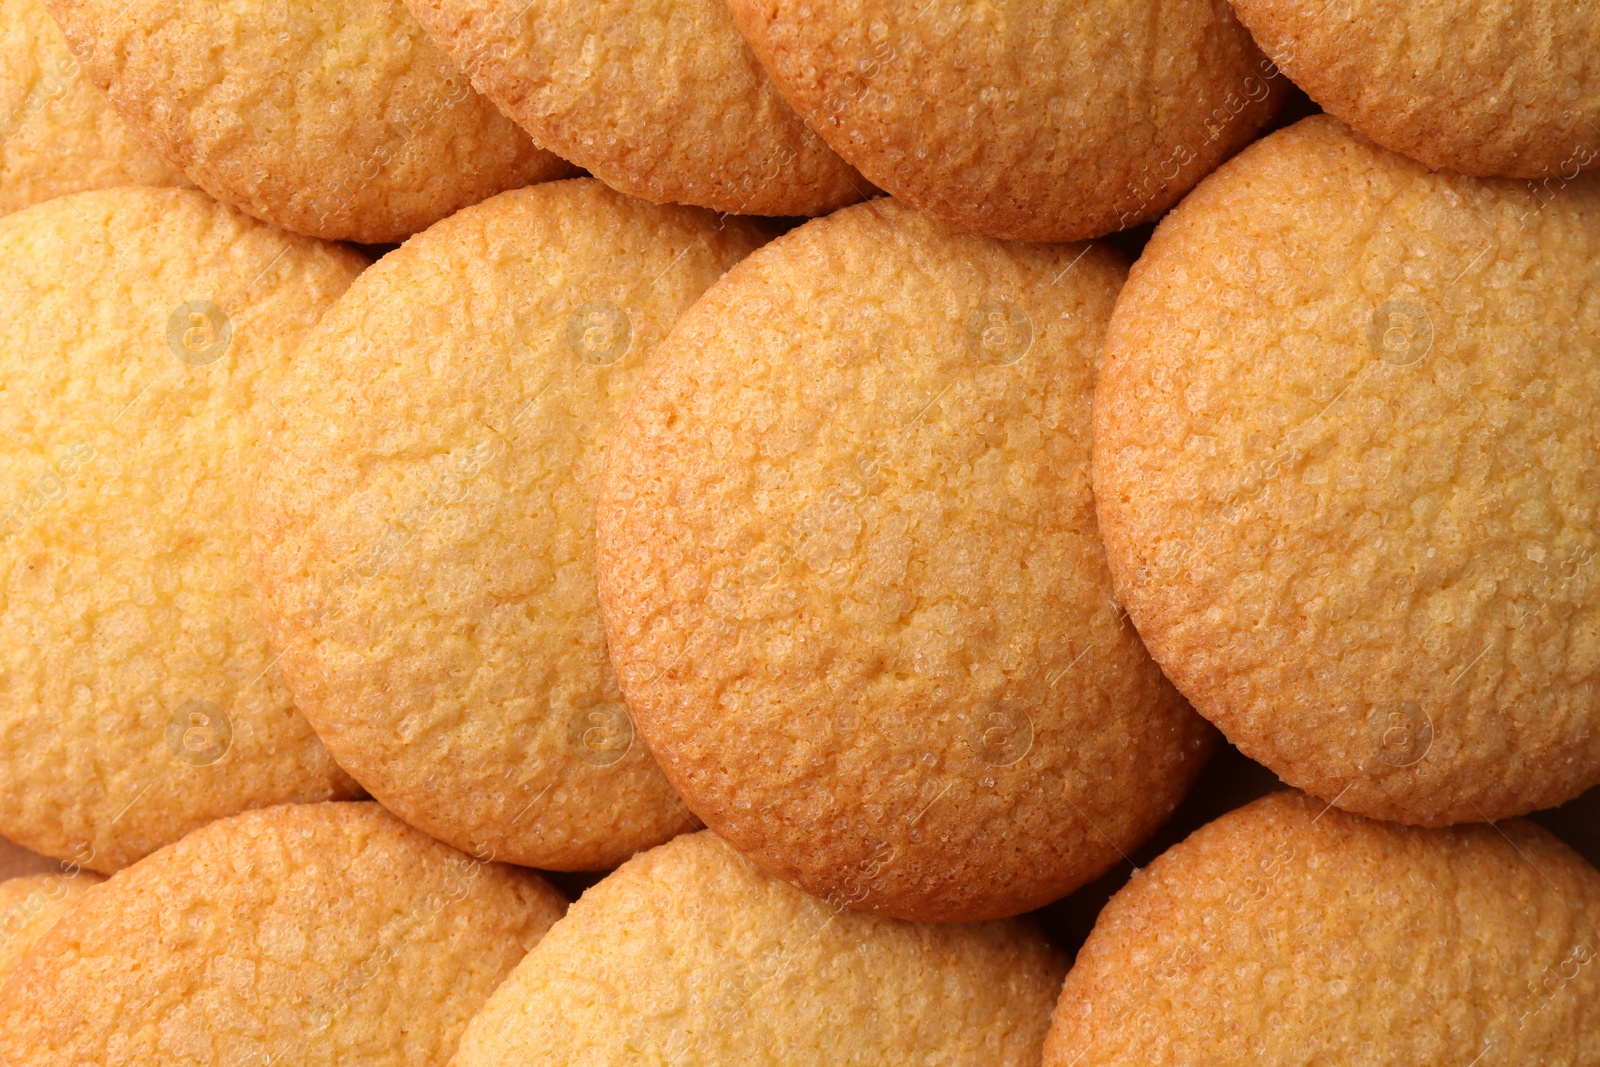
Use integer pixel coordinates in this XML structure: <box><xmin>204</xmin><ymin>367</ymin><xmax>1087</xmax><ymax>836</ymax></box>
<box><xmin>0</xmin><ymin>0</ymin><xmax>188</xmax><ymax>214</ymax></box>
<box><xmin>1093</xmin><ymin>115</ymin><xmax>1600</xmax><ymax>827</ymax></box>
<box><xmin>0</xmin><ymin>802</ymin><xmax>566</xmax><ymax>1067</ymax></box>
<box><xmin>45</xmin><ymin>0</ymin><xmax>573</xmax><ymax>243</ymax></box>
<box><xmin>405</xmin><ymin>0</ymin><xmax>867</xmax><ymax>216</ymax></box>
<box><xmin>0</xmin><ymin>868</ymin><xmax>102</xmax><ymax>987</ymax></box>
<box><xmin>453</xmin><ymin>830</ymin><xmax>1065</xmax><ymax>1066</ymax></box>
<box><xmin>726</xmin><ymin>0</ymin><xmax>1283</xmax><ymax>242</ymax></box>
<box><xmin>595</xmin><ymin>198</ymin><xmax>1214</xmax><ymax>922</ymax></box>
<box><xmin>1044</xmin><ymin>791</ymin><xmax>1600</xmax><ymax>1065</ymax></box>
<box><xmin>0</xmin><ymin>187</ymin><xmax>364</xmax><ymax>873</ymax></box>
<box><xmin>252</xmin><ymin>179</ymin><xmax>767</xmax><ymax>870</ymax></box>
<box><xmin>1232</xmin><ymin>0</ymin><xmax>1600</xmax><ymax>179</ymax></box>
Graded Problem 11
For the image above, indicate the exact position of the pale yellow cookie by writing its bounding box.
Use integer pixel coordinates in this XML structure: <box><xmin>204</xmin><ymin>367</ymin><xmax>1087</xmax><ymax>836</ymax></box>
<box><xmin>1094</xmin><ymin>116</ymin><xmax>1600</xmax><ymax>826</ymax></box>
<box><xmin>0</xmin><ymin>0</ymin><xmax>187</xmax><ymax>214</ymax></box>
<box><xmin>596</xmin><ymin>198</ymin><xmax>1213</xmax><ymax>921</ymax></box>
<box><xmin>405</xmin><ymin>0</ymin><xmax>867</xmax><ymax>216</ymax></box>
<box><xmin>727</xmin><ymin>0</ymin><xmax>1283</xmax><ymax>241</ymax></box>
<box><xmin>46</xmin><ymin>0</ymin><xmax>573</xmax><ymax>242</ymax></box>
<box><xmin>0</xmin><ymin>868</ymin><xmax>102</xmax><ymax>987</ymax></box>
<box><xmin>0</xmin><ymin>802</ymin><xmax>567</xmax><ymax>1067</ymax></box>
<box><xmin>452</xmin><ymin>830</ymin><xmax>1066</xmax><ymax>1066</ymax></box>
<box><xmin>1233</xmin><ymin>0</ymin><xmax>1600</xmax><ymax>178</ymax></box>
<box><xmin>1045</xmin><ymin>791</ymin><xmax>1600</xmax><ymax>1065</ymax></box>
<box><xmin>252</xmin><ymin>179</ymin><xmax>768</xmax><ymax>870</ymax></box>
<box><xmin>0</xmin><ymin>187</ymin><xmax>364</xmax><ymax>873</ymax></box>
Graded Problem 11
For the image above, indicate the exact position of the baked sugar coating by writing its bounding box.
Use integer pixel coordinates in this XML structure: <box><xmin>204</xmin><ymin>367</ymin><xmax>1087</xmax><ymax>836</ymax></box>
<box><xmin>596</xmin><ymin>198</ymin><xmax>1213</xmax><ymax>921</ymax></box>
<box><xmin>252</xmin><ymin>180</ymin><xmax>767</xmax><ymax>870</ymax></box>
<box><xmin>1044</xmin><ymin>791</ymin><xmax>1600</xmax><ymax>1066</ymax></box>
<box><xmin>1094</xmin><ymin>116</ymin><xmax>1600</xmax><ymax>827</ymax></box>
<box><xmin>405</xmin><ymin>0</ymin><xmax>866</xmax><ymax>216</ymax></box>
<box><xmin>726</xmin><ymin>0</ymin><xmax>1282</xmax><ymax>242</ymax></box>
<box><xmin>0</xmin><ymin>187</ymin><xmax>363</xmax><ymax>872</ymax></box>
<box><xmin>46</xmin><ymin>0</ymin><xmax>573</xmax><ymax>242</ymax></box>
<box><xmin>452</xmin><ymin>830</ymin><xmax>1065</xmax><ymax>1066</ymax></box>
<box><xmin>1233</xmin><ymin>0</ymin><xmax>1600</xmax><ymax>179</ymax></box>
<box><xmin>0</xmin><ymin>802</ymin><xmax>566</xmax><ymax>1067</ymax></box>
<box><xmin>0</xmin><ymin>0</ymin><xmax>188</xmax><ymax>214</ymax></box>
<box><xmin>0</xmin><ymin>869</ymin><xmax>102</xmax><ymax>987</ymax></box>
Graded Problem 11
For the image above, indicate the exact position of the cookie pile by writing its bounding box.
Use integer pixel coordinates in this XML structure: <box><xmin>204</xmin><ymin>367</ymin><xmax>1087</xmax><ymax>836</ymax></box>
<box><xmin>0</xmin><ymin>0</ymin><xmax>1596</xmax><ymax>1063</ymax></box>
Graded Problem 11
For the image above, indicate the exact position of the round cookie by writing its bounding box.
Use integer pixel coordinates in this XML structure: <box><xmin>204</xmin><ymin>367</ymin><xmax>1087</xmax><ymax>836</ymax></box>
<box><xmin>595</xmin><ymin>198</ymin><xmax>1214</xmax><ymax>921</ymax></box>
<box><xmin>0</xmin><ymin>868</ymin><xmax>102</xmax><ymax>987</ymax></box>
<box><xmin>0</xmin><ymin>802</ymin><xmax>567</xmax><ymax>1067</ymax></box>
<box><xmin>725</xmin><ymin>0</ymin><xmax>1283</xmax><ymax>242</ymax></box>
<box><xmin>1043</xmin><ymin>791</ymin><xmax>1600</xmax><ymax>1065</ymax></box>
<box><xmin>45</xmin><ymin>0</ymin><xmax>573</xmax><ymax>243</ymax></box>
<box><xmin>1232</xmin><ymin>0</ymin><xmax>1600</xmax><ymax>179</ymax></box>
<box><xmin>252</xmin><ymin>179</ymin><xmax>768</xmax><ymax>871</ymax></box>
<box><xmin>0</xmin><ymin>187</ymin><xmax>364</xmax><ymax>873</ymax></box>
<box><xmin>405</xmin><ymin>0</ymin><xmax>867</xmax><ymax>216</ymax></box>
<box><xmin>0</xmin><ymin>0</ymin><xmax>188</xmax><ymax>215</ymax></box>
<box><xmin>453</xmin><ymin>830</ymin><xmax>1065</xmax><ymax>1066</ymax></box>
<box><xmin>1093</xmin><ymin>115</ymin><xmax>1600</xmax><ymax>827</ymax></box>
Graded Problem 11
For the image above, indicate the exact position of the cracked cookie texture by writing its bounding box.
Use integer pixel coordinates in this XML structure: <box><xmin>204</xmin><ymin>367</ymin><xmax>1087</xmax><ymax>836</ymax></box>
<box><xmin>1043</xmin><ymin>791</ymin><xmax>1600</xmax><ymax>1066</ymax></box>
<box><xmin>595</xmin><ymin>198</ymin><xmax>1213</xmax><ymax>922</ymax></box>
<box><xmin>726</xmin><ymin>0</ymin><xmax>1282</xmax><ymax>241</ymax></box>
<box><xmin>1093</xmin><ymin>116</ymin><xmax>1600</xmax><ymax>826</ymax></box>
<box><xmin>0</xmin><ymin>0</ymin><xmax>188</xmax><ymax>215</ymax></box>
<box><xmin>252</xmin><ymin>180</ymin><xmax>767</xmax><ymax>870</ymax></box>
<box><xmin>0</xmin><ymin>187</ymin><xmax>363</xmax><ymax>873</ymax></box>
<box><xmin>451</xmin><ymin>830</ymin><xmax>1066</xmax><ymax>1067</ymax></box>
<box><xmin>0</xmin><ymin>802</ymin><xmax>567</xmax><ymax>1067</ymax></box>
<box><xmin>46</xmin><ymin>0</ymin><xmax>574</xmax><ymax>242</ymax></box>
<box><xmin>1232</xmin><ymin>0</ymin><xmax>1600</xmax><ymax>178</ymax></box>
<box><xmin>405</xmin><ymin>0</ymin><xmax>867</xmax><ymax>216</ymax></box>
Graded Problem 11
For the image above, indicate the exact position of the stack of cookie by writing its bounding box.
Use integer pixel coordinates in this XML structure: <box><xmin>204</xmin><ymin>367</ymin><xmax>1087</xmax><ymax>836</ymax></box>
<box><xmin>0</xmin><ymin>0</ymin><xmax>1596</xmax><ymax>1063</ymax></box>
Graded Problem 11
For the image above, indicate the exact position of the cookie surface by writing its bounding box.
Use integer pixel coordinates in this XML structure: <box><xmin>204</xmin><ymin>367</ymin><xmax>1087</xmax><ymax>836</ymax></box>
<box><xmin>1044</xmin><ymin>791</ymin><xmax>1600</xmax><ymax>1065</ymax></box>
<box><xmin>0</xmin><ymin>869</ymin><xmax>102</xmax><ymax>987</ymax></box>
<box><xmin>1233</xmin><ymin>0</ymin><xmax>1600</xmax><ymax>179</ymax></box>
<box><xmin>1094</xmin><ymin>116</ymin><xmax>1600</xmax><ymax>826</ymax></box>
<box><xmin>406</xmin><ymin>0</ymin><xmax>866</xmax><ymax>216</ymax></box>
<box><xmin>726</xmin><ymin>0</ymin><xmax>1281</xmax><ymax>242</ymax></box>
<box><xmin>0</xmin><ymin>802</ymin><xmax>566</xmax><ymax>1066</ymax></box>
<box><xmin>596</xmin><ymin>198</ymin><xmax>1213</xmax><ymax>921</ymax></box>
<box><xmin>0</xmin><ymin>0</ymin><xmax>188</xmax><ymax>215</ymax></box>
<box><xmin>253</xmin><ymin>180</ymin><xmax>766</xmax><ymax>870</ymax></box>
<box><xmin>453</xmin><ymin>830</ymin><xmax>1065</xmax><ymax>1066</ymax></box>
<box><xmin>46</xmin><ymin>0</ymin><xmax>572</xmax><ymax>242</ymax></box>
<box><xmin>0</xmin><ymin>187</ymin><xmax>363</xmax><ymax>872</ymax></box>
